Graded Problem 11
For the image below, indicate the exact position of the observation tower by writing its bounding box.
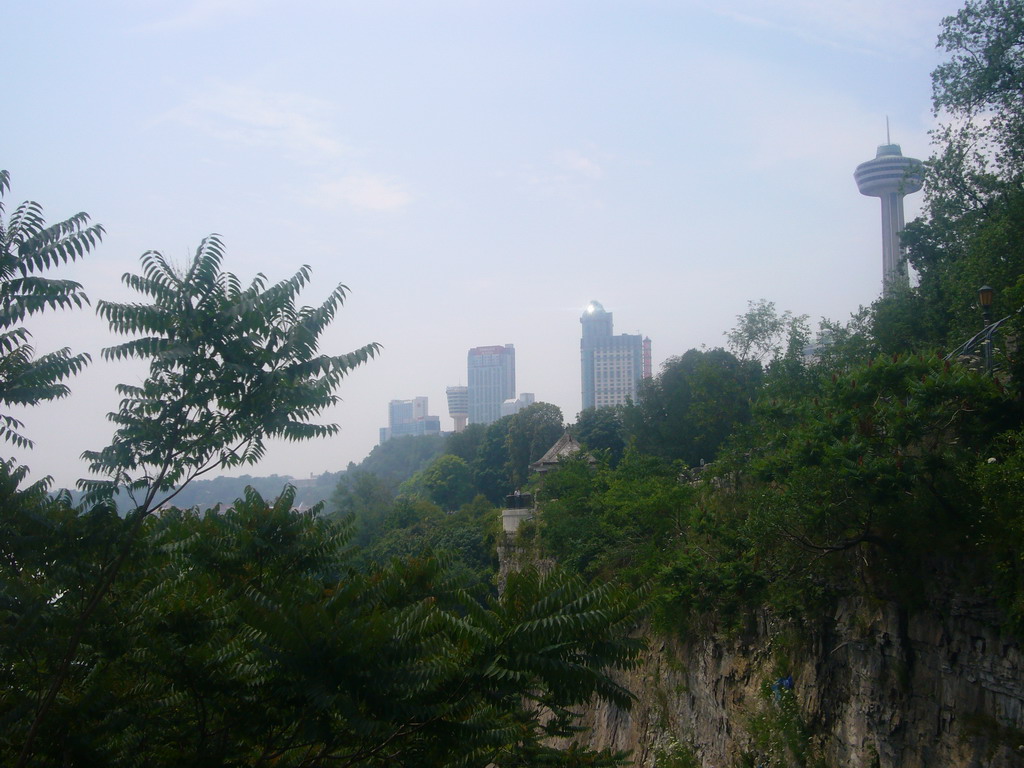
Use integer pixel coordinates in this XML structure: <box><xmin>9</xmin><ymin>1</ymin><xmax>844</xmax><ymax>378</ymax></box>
<box><xmin>854</xmin><ymin>142</ymin><xmax>923</xmax><ymax>295</ymax></box>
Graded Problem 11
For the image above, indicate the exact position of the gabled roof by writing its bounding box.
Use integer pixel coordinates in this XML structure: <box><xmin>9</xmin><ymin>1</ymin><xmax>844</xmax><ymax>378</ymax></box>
<box><xmin>529</xmin><ymin>431</ymin><xmax>597</xmax><ymax>474</ymax></box>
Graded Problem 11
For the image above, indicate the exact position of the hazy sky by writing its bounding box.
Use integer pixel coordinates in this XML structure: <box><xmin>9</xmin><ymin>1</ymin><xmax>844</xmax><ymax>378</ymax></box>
<box><xmin>5</xmin><ymin>0</ymin><xmax>965</xmax><ymax>488</ymax></box>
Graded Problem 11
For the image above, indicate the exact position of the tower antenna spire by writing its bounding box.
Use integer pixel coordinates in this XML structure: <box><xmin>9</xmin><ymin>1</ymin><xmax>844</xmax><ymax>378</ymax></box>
<box><xmin>886</xmin><ymin>115</ymin><xmax>891</xmax><ymax>145</ymax></box>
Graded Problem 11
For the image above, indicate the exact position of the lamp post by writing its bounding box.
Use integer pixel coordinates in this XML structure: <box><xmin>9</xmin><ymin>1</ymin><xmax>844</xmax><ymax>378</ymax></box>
<box><xmin>978</xmin><ymin>285</ymin><xmax>994</xmax><ymax>373</ymax></box>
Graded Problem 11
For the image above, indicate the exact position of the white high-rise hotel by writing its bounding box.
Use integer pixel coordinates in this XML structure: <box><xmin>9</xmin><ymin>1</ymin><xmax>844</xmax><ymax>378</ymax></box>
<box><xmin>854</xmin><ymin>142</ymin><xmax>924</xmax><ymax>295</ymax></box>
<box><xmin>580</xmin><ymin>301</ymin><xmax>651</xmax><ymax>411</ymax></box>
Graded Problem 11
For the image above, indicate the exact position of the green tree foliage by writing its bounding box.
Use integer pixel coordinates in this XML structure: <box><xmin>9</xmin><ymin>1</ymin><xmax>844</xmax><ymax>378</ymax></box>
<box><xmin>505</xmin><ymin>401</ymin><xmax>564</xmax><ymax>488</ymax></box>
<box><xmin>974</xmin><ymin>429</ymin><xmax>1024</xmax><ymax>632</ymax></box>
<box><xmin>865</xmin><ymin>283</ymin><xmax>944</xmax><ymax>356</ymax></box>
<box><xmin>384</xmin><ymin>492</ymin><xmax>445</xmax><ymax>531</ymax></box>
<box><xmin>331</xmin><ymin>456</ymin><xmax>494</xmax><ymax>583</ymax></box>
<box><xmin>625</xmin><ymin>348</ymin><xmax>762</xmax><ymax>467</ymax></box>
<box><xmin>473</xmin><ymin>415</ymin><xmax>515</xmax><ymax>502</ymax></box>
<box><xmin>0</xmin><ymin>222</ymin><xmax>647</xmax><ymax>765</ymax></box>
<box><xmin>902</xmin><ymin>0</ymin><xmax>1024</xmax><ymax>364</ymax></box>
<box><xmin>2</xmin><ymin>487</ymin><xmax>642</xmax><ymax>767</ymax></box>
<box><xmin>331</xmin><ymin>470</ymin><xmax>396</xmax><ymax>544</ymax></box>
<box><xmin>573</xmin><ymin>405</ymin><xmax>626</xmax><ymax>466</ymax></box>
<box><xmin>470</xmin><ymin>403</ymin><xmax>564</xmax><ymax>502</ymax></box>
<box><xmin>3</xmin><ymin>236</ymin><xmax>381</xmax><ymax>766</ymax></box>
<box><xmin>903</xmin><ymin>180</ymin><xmax>1024</xmax><ymax>361</ymax></box>
<box><xmin>726</xmin><ymin>299</ymin><xmax>809</xmax><ymax>369</ymax></box>
<box><xmin>929</xmin><ymin>0</ymin><xmax>1024</xmax><ymax>205</ymax></box>
<box><xmin>727</xmin><ymin>300</ymin><xmax>815</xmax><ymax>408</ymax></box>
<box><xmin>328</xmin><ymin>435</ymin><xmax>448</xmax><ymax>553</ymax></box>
<box><xmin>82</xmin><ymin>235</ymin><xmax>381</xmax><ymax>508</ymax></box>
<box><xmin>534</xmin><ymin>456</ymin><xmax>609</xmax><ymax>575</ymax></box>
<box><xmin>359</xmin><ymin>494</ymin><xmax>501</xmax><ymax>587</ymax></box>
<box><xmin>372</xmin><ymin>453</ymin><xmax>501</xmax><ymax>586</ymax></box>
<box><xmin>815</xmin><ymin>292</ymin><xmax>941</xmax><ymax>370</ymax></box>
<box><xmin>445</xmin><ymin>421</ymin><xmax>488</xmax><ymax>463</ymax></box>
<box><xmin>670</xmin><ymin>355</ymin><xmax>1019</xmax><ymax>623</ymax></box>
<box><xmin>813</xmin><ymin>307</ymin><xmax>876</xmax><ymax>369</ymax></box>
<box><xmin>0</xmin><ymin>474</ymin><xmax>139</xmax><ymax>766</ymax></box>
<box><xmin>541</xmin><ymin>350</ymin><xmax>1024</xmax><ymax>635</ymax></box>
<box><xmin>403</xmin><ymin>453</ymin><xmax>476</xmax><ymax>511</ymax></box>
<box><xmin>349</xmin><ymin>433</ymin><xmax>447</xmax><ymax>487</ymax></box>
<box><xmin>162</xmin><ymin>471</ymin><xmax>329</xmax><ymax>510</ymax></box>
<box><xmin>540</xmin><ymin>451</ymin><xmax>694</xmax><ymax>582</ymax></box>
<box><xmin>744</xmin><ymin>355</ymin><xmax>1008</xmax><ymax>553</ymax></box>
<box><xmin>0</xmin><ymin>182</ymin><xmax>647</xmax><ymax>764</ymax></box>
<box><xmin>0</xmin><ymin>171</ymin><xmax>102</xmax><ymax>448</ymax></box>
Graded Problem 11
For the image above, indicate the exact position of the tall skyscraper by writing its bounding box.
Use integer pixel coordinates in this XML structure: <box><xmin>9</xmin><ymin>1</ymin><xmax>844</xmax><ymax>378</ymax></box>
<box><xmin>580</xmin><ymin>301</ymin><xmax>651</xmax><ymax>411</ymax></box>
<box><xmin>467</xmin><ymin>344</ymin><xmax>515</xmax><ymax>426</ymax></box>
<box><xmin>854</xmin><ymin>142</ymin><xmax>924</xmax><ymax>295</ymax></box>
<box><xmin>446</xmin><ymin>385</ymin><xmax>468</xmax><ymax>433</ymax></box>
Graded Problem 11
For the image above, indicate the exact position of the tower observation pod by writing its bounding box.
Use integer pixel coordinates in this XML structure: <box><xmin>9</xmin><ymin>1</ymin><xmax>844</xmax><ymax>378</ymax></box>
<box><xmin>854</xmin><ymin>143</ymin><xmax>924</xmax><ymax>295</ymax></box>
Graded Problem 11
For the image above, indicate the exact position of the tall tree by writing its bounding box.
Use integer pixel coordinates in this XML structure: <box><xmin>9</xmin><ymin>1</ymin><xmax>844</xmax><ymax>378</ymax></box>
<box><xmin>472</xmin><ymin>415</ymin><xmax>514</xmax><ymax>502</ymax></box>
<box><xmin>0</xmin><ymin>170</ymin><xmax>102</xmax><ymax>448</ymax></box>
<box><xmin>469</xmin><ymin>403</ymin><xmax>565</xmax><ymax>499</ymax></box>
<box><xmin>929</xmin><ymin>0</ymin><xmax>1024</xmax><ymax>206</ymax></box>
<box><xmin>903</xmin><ymin>0</ymin><xmax>1024</xmax><ymax>365</ymax></box>
<box><xmin>726</xmin><ymin>299</ymin><xmax>804</xmax><ymax>366</ymax></box>
<box><xmin>351</xmin><ymin>433</ymin><xmax>446</xmax><ymax>487</ymax></box>
<box><xmin>573</xmin><ymin>405</ymin><xmax>626</xmax><ymax>465</ymax></box>
<box><xmin>330</xmin><ymin>470</ymin><xmax>396</xmax><ymax>546</ymax></box>
<box><xmin>415</xmin><ymin>453</ymin><xmax>475</xmax><ymax>511</ymax></box>
<box><xmin>626</xmin><ymin>348</ymin><xmax>761</xmax><ymax>467</ymax></box>
<box><xmin>445</xmin><ymin>421</ymin><xmax>487</xmax><ymax>463</ymax></box>
<box><xmin>9</xmin><ymin>236</ymin><xmax>380</xmax><ymax>766</ymax></box>
<box><xmin>81</xmin><ymin>235</ymin><xmax>380</xmax><ymax>510</ymax></box>
<box><xmin>505</xmin><ymin>401</ymin><xmax>564</xmax><ymax>488</ymax></box>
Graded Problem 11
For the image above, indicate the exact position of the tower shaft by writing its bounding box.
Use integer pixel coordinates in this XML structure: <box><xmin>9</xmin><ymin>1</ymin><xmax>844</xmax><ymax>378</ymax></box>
<box><xmin>879</xmin><ymin>190</ymin><xmax>908</xmax><ymax>290</ymax></box>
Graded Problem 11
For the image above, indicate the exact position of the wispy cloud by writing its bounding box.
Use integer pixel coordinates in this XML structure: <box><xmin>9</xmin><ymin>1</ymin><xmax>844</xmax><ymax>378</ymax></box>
<box><xmin>164</xmin><ymin>82</ymin><xmax>414</xmax><ymax>212</ymax></box>
<box><xmin>133</xmin><ymin>0</ymin><xmax>277</xmax><ymax>33</ymax></box>
<box><xmin>554</xmin><ymin>149</ymin><xmax>605</xmax><ymax>180</ymax></box>
<box><xmin>700</xmin><ymin>0</ymin><xmax>953</xmax><ymax>55</ymax></box>
<box><xmin>519</xmin><ymin>146</ymin><xmax>607</xmax><ymax>202</ymax></box>
<box><xmin>163</xmin><ymin>83</ymin><xmax>347</xmax><ymax>161</ymax></box>
<box><xmin>310</xmin><ymin>175</ymin><xmax>413</xmax><ymax>212</ymax></box>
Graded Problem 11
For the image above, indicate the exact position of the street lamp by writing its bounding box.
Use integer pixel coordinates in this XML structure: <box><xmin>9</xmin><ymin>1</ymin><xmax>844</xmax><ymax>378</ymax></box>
<box><xmin>978</xmin><ymin>285</ymin><xmax>994</xmax><ymax>372</ymax></box>
<box><xmin>978</xmin><ymin>285</ymin><xmax>994</xmax><ymax>321</ymax></box>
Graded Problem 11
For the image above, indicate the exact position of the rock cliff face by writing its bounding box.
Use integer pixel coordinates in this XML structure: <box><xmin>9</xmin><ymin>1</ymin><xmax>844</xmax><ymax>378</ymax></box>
<box><xmin>497</xmin><ymin>516</ymin><xmax>1024</xmax><ymax>767</ymax></box>
<box><xmin>568</xmin><ymin>596</ymin><xmax>1023</xmax><ymax>767</ymax></box>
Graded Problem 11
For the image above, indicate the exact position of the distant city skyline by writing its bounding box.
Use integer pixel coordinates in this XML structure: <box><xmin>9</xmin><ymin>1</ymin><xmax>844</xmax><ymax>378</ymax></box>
<box><xmin>2</xmin><ymin>0</ymin><xmax>964</xmax><ymax>487</ymax></box>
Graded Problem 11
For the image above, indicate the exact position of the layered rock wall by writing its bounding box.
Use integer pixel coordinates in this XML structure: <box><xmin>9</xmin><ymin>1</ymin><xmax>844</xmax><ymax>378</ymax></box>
<box><xmin>572</xmin><ymin>597</ymin><xmax>1023</xmax><ymax>767</ymax></box>
<box><xmin>498</xmin><ymin>524</ymin><xmax>1023</xmax><ymax>766</ymax></box>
